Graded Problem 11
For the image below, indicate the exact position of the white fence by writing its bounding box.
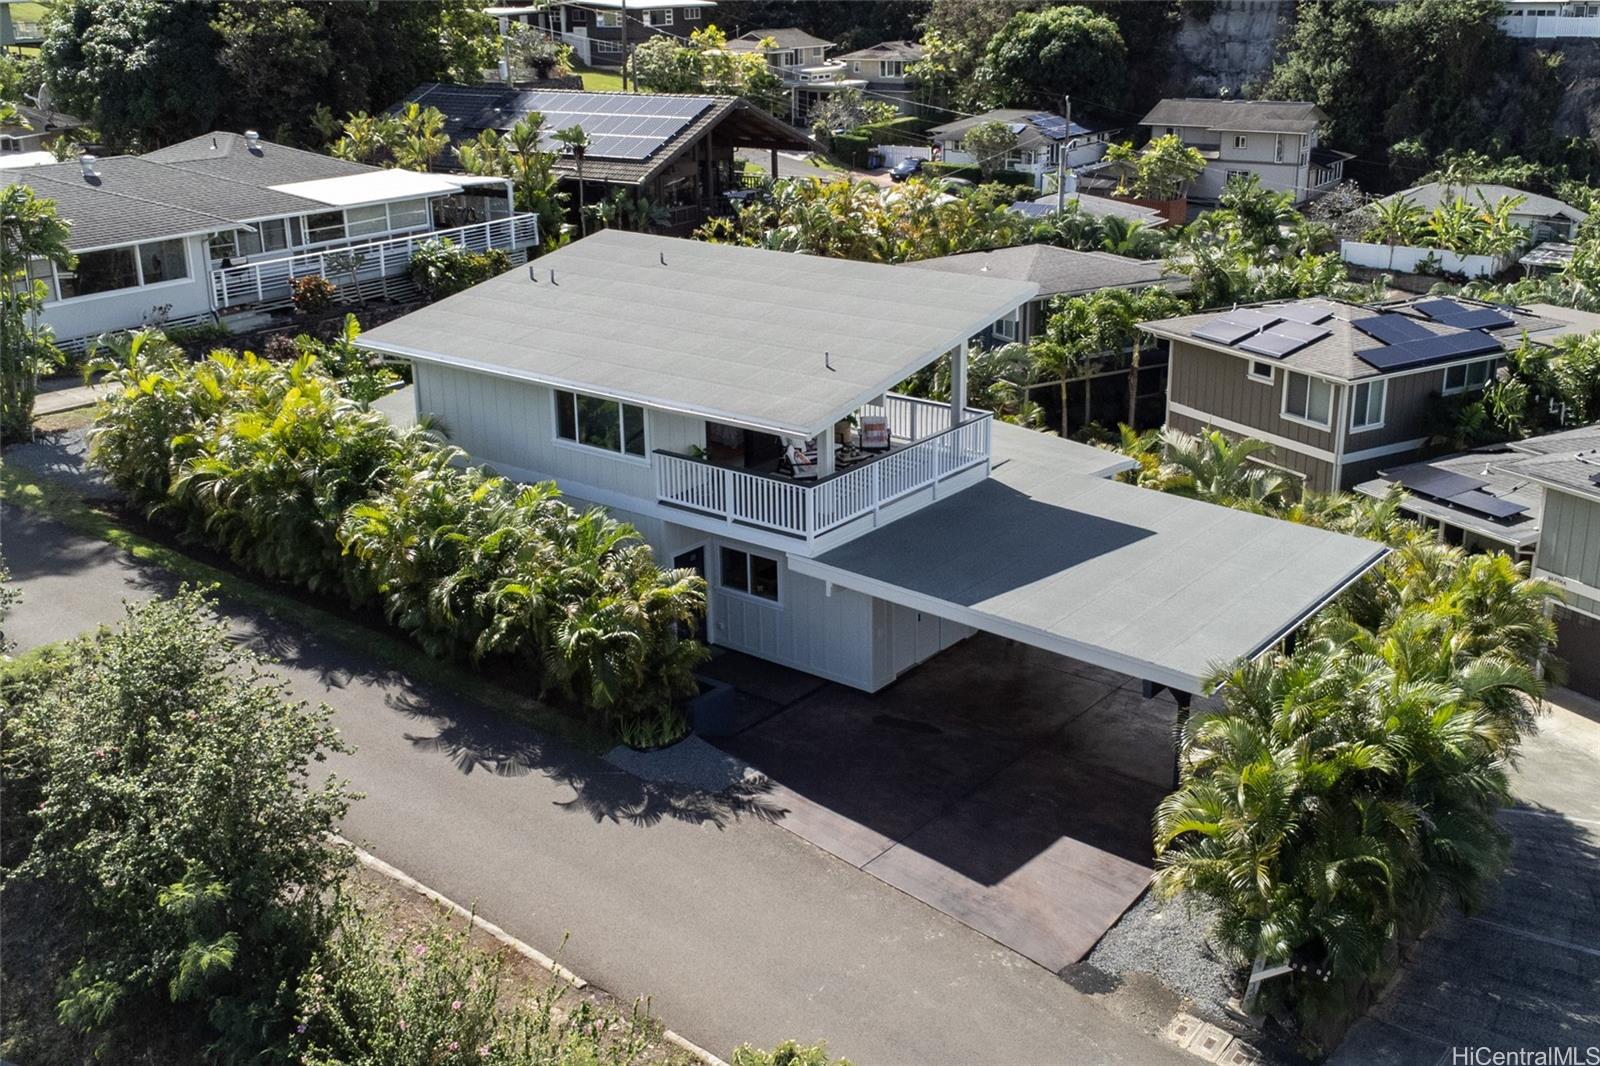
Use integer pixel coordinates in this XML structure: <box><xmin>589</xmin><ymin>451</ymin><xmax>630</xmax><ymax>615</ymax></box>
<box><xmin>210</xmin><ymin>214</ymin><xmax>540</xmax><ymax>310</ymax></box>
<box><xmin>1500</xmin><ymin>14</ymin><xmax>1600</xmax><ymax>37</ymax></box>
<box><xmin>655</xmin><ymin>410</ymin><xmax>993</xmax><ymax>540</ymax></box>
<box><xmin>1339</xmin><ymin>240</ymin><xmax>1512</xmax><ymax>280</ymax></box>
<box><xmin>875</xmin><ymin>144</ymin><xmax>932</xmax><ymax>168</ymax></box>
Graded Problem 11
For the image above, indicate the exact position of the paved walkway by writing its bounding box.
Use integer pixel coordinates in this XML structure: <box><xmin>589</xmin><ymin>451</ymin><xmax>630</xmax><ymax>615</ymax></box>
<box><xmin>33</xmin><ymin>380</ymin><xmax>110</xmax><ymax>416</ymax></box>
<box><xmin>0</xmin><ymin>494</ymin><xmax>1189</xmax><ymax>1066</ymax></box>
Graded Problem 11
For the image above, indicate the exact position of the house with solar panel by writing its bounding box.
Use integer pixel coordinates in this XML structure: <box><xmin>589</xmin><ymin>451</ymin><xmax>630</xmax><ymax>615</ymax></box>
<box><xmin>398</xmin><ymin>83</ymin><xmax>812</xmax><ymax>231</ymax></box>
<box><xmin>2</xmin><ymin>131</ymin><xmax>536</xmax><ymax>352</ymax></box>
<box><xmin>354</xmin><ymin>229</ymin><xmax>1385</xmax><ymax>697</ymax></box>
<box><xmin>1137</xmin><ymin>99</ymin><xmax>1349</xmax><ymax>205</ymax></box>
<box><xmin>926</xmin><ymin>110</ymin><xmax>1121</xmax><ymax>191</ymax></box>
<box><xmin>1140</xmin><ymin>295</ymin><xmax>1589</xmax><ymax>492</ymax></box>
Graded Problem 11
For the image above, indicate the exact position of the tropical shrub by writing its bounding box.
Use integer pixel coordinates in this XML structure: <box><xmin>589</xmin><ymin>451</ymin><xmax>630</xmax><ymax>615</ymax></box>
<box><xmin>292</xmin><ymin>273</ymin><xmax>339</xmax><ymax>313</ymax></box>
<box><xmin>87</xmin><ymin>332</ymin><xmax>707</xmax><ymax>730</ymax></box>
<box><xmin>293</xmin><ymin>313</ymin><xmax>403</xmax><ymax>404</ymax></box>
<box><xmin>291</xmin><ymin>899</ymin><xmax>662</xmax><ymax>1066</ymax></box>
<box><xmin>3</xmin><ymin>590</ymin><xmax>352</xmax><ymax>1056</ymax></box>
<box><xmin>408</xmin><ymin>238</ymin><xmax>513</xmax><ymax>300</ymax></box>
<box><xmin>731</xmin><ymin>1040</ymin><xmax>853</xmax><ymax>1066</ymax></box>
<box><xmin>0</xmin><ymin>182</ymin><xmax>74</xmax><ymax>441</ymax></box>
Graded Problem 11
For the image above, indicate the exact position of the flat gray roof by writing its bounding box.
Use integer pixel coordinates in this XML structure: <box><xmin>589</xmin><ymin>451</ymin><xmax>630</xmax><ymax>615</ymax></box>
<box><xmin>791</xmin><ymin>424</ymin><xmax>1385</xmax><ymax>692</ymax></box>
<box><xmin>901</xmin><ymin>244</ymin><xmax>1185</xmax><ymax>299</ymax></box>
<box><xmin>358</xmin><ymin>230</ymin><xmax>1037</xmax><ymax>439</ymax></box>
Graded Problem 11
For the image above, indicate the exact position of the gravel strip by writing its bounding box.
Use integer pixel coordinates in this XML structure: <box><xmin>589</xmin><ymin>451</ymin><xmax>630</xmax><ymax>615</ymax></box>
<box><xmin>1088</xmin><ymin>889</ymin><xmax>1240</xmax><ymax>1018</ymax></box>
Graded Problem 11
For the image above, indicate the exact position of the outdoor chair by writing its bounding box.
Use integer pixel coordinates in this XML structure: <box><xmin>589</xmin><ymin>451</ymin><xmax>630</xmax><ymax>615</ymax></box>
<box><xmin>780</xmin><ymin>442</ymin><xmax>819</xmax><ymax>480</ymax></box>
<box><xmin>860</xmin><ymin>415</ymin><xmax>891</xmax><ymax>451</ymax></box>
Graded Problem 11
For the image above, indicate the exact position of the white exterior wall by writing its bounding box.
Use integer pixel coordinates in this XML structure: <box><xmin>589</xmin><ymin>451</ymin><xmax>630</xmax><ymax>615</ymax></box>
<box><xmin>1339</xmin><ymin>240</ymin><xmax>1511</xmax><ymax>279</ymax></box>
<box><xmin>40</xmin><ymin>235</ymin><xmax>212</xmax><ymax>344</ymax></box>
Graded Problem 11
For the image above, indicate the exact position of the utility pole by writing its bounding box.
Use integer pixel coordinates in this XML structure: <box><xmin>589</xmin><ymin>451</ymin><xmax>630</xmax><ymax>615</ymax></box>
<box><xmin>618</xmin><ymin>1</ymin><xmax>630</xmax><ymax>91</ymax></box>
<box><xmin>1055</xmin><ymin>94</ymin><xmax>1070</xmax><ymax>213</ymax></box>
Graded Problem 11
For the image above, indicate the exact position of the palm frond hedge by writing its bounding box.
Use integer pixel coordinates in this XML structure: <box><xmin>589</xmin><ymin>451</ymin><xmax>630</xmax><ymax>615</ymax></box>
<box><xmin>86</xmin><ymin>330</ymin><xmax>706</xmax><ymax>732</ymax></box>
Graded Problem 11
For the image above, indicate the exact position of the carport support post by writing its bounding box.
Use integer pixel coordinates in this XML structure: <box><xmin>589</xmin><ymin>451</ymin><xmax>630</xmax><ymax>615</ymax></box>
<box><xmin>950</xmin><ymin>341</ymin><xmax>969</xmax><ymax>425</ymax></box>
<box><xmin>1143</xmin><ymin>681</ymin><xmax>1193</xmax><ymax>790</ymax></box>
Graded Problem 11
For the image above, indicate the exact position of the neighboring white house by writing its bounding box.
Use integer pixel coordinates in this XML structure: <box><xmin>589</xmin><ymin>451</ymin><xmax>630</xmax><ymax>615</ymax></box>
<box><xmin>724</xmin><ymin>27</ymin><xmax>863</xmax><ymax>125</ymax></box>
<box><xmin>1137</xmin><ymin>98</ymin><xmax>1348</xmax><ymax>204</ymax></box>
<box><xmin>1374</xmin><ymin>181</ymin><xmax>1589</xmax><ymax>242</ymax></box>
<box><xmin>356</xmin><ymin>229</ymin><xmax>1384</xmax><ymax>696</ymax></box>
<box><xmin>926</xmin><ymin>110</ymin><xmax>1120</xmax><ymax>190</ymax></box>
<box><xmin>1499</xmin><ymin>0</ymin><xmax>1600</xmax><ymax>37</ymax></box>
<box><xmin>833</xmin><ymin>40</ymin><xmax>924</xmax><ymax>115</ymax></box>
<box><xmin>3</xmin><ymin>131</ymin><xmax>537</xmax><ymax>349</ymax></box>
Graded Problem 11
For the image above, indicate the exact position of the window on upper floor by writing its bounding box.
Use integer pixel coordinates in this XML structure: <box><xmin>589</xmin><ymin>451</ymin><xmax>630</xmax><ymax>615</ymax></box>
<box><xmin>1234</xmin><ymin>134</ymin><xmax>1248</xmax><ymax>150</ymax></box>
<box><xmin>720</xmin><ymin>546</ymin><xmax>780</xmax><ymax>602</ymax></box>
<box><xmin>1283</xmin><ymin>369</ymin><xmax>1333</xmax><ymax>428</ymax></box>
<box><xmin>1351</xmin><ymin>378</ymin><xmax>1387</xmax><ymax>430</ymax></box>
<box><xmin>643</xmin><ymin>8</ymin><xmax>672</xmax><ymax>26</ymax></box>
<box><xmin>594</xmin><ymin>11</ymin><xmax>620</xmax><ymax>27</ymax></box>
<box><xmin>1442</xmin><ymin>357</ymin><xmax>1501</xmax><ymax>395</ymax></box>
<box><xmin>554</xmin><ymin>389</ymin><xmax>647</xmax><ymax>457</ymax></box>
<box><xmin>683</xmin><ymin>6</ymin><xmax>702</xmax><ymax>19</ymax></box>
<box><xmin>1248</xmin><ymin>360</ymin><xmax>1274</xmax><ymax>384</ymax></box>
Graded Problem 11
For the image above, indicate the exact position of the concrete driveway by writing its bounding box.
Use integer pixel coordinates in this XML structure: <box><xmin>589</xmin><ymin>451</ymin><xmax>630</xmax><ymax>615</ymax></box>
<box><xmin>703</xmin><ymin>635</ymin><xmax>1188</xmax><ymax>973</ymax></box>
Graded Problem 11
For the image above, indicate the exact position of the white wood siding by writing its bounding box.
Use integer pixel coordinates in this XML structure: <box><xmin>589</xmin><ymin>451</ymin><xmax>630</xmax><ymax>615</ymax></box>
<box><xmin>41</xmin><ymin>235</ymin><xmax>212</xmax><ymax>343</ymax></box>
<box><xmin>413</xmin><ymin>362</ymin><xmax>704</xmax><ymax>503</ymax></box>
<box><xmin>1539</xmin><ymin>489</ymin><xmax>1600</xmax><ymax>592</ymax></box>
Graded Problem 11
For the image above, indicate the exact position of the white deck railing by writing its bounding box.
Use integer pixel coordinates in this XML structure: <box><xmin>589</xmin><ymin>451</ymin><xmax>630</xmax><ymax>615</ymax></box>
<box><xmin>654</xmin><ymin>408</ymin><xmax>992</xmax><ymax>540</ymax></box>
<box><xmin>209</xmin><ymin>214</ymin><xmax>540</xmax><ymax>310</ymax></box>
<box><xmin>1499</xmin><ymin>14</ymin><xmax>1600</xmax><ymax>37</ymax></box>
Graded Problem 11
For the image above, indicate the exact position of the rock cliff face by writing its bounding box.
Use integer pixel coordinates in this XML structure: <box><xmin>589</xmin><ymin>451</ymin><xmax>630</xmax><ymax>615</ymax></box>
<box><xmin>1544</xmin><ymin>39</ymin><xmax>1600</xmax><ymax>144</ymax></box>
<box><xmin>1170</xmin><ymin>0</ymin><xmax>1294</xmax><ymax>97</ymax></box>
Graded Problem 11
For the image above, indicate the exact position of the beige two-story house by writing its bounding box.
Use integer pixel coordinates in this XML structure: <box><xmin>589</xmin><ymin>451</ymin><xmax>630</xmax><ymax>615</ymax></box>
<box><xmin>1138</xmin><ymin>98</ymin><xmax>1349</xmax><ymax>204</ymax></box>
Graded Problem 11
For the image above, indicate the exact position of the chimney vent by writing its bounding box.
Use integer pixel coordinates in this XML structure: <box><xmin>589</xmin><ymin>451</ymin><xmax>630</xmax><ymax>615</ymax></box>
<box><xmin>245</xmin><ymin>129</ymin><xmax>260</xmax><ymax>146</ymax></box>
<box><xmin>79</xmin><ymin>154</ymin><xmax>98</xmax><ymax>178</ymax></box>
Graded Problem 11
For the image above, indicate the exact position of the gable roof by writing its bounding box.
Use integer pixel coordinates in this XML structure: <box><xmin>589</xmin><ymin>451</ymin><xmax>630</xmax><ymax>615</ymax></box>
<box><xmin>143</xmin><ymin>132</ymin><xmax>372</xmax><ymax>186</ymax></box>
<box><xmin>356</xmin><ymin>229</ymin><xmax>1037</xmax><ymax>439</ymax></box>
<box><xmin>398</xmin><ymin>83</ymin><xmax>813</xmax><ymax>186</ymax></box>
<box><xmin>725</xmin><ymin>27</ymin><xmax>835</xmax><ymax>52</ymax></box>
<box><xmin>927</xmin><ymin>109</ymin><xmax>1121</xmax><ymax>150</ymax></box>
<box><xmin>1140</xmin><ymin>98</ymin><xmax>1325</xmax><ymax>134</ymax></box>
<box><xmin>901</xmin><ymin>245</ymin><xmax>1184</xmax><ymax>299</ymax></box>
<box><xmin>1009</xmin><ymin>191</ymin><xmax>1166</xmax><ymax>226</ymax></box>
<box><xmin>836</xmin><ymin>40</ymin><xmax>924</xmax><ymax>63</ymax></box>
<box><xmin>1376</xmin><ymin>181</ymin><xmax>1589</xmax><ymax>223</ymax></box>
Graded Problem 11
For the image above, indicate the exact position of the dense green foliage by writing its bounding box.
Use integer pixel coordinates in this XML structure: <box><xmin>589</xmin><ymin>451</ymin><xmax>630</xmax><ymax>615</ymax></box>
<box><xmin>976</xmin><ymin>5</ymin><xmax>1127</xmax><ymax>109</ymax></box>
<box><xmin>0</xmin><ymin>183</ymin><xmax>74</xmax><ymax>442</ymax></box>
<box><xmin>1103</xmin><ymin>134</ymin><xmax>1207</xmax><ymax>201</ymax></box>
<box><xmin>86</xmin><ymin>332</ymin><xmax>706</xmax><ymax>732</ymax></box>
<box><xmin>1360</xmin><ymin>192</ymin><xmax>1529</xmax><ymax>257</ymax></box>
<box><xmin>40</xmin><ymin>0</ymin><xmax>495</xmax><ymax>149</ymax></box>
<box><xmin>2</xmin><ymin>591</ymin><xmax>352</xmax><ymax>1057</ymax></box>
<box><xmin>628</xmin><ymin>26</ymin><xmax>786</xmax><ymax>114</ymax></box>
<box><xmin>409</xmin><ymin>239</ymin><xmax>514</xmax><ymax>301</ymax></box>
<box><xmin>455</xmin><ymin>114</ymin><xmax>570</xmax><ymax>253</ymax></box>
<box><xmin>327</xmin><ymin>103</ymin><xmax>450</xmax><ymax>172</ymax></box>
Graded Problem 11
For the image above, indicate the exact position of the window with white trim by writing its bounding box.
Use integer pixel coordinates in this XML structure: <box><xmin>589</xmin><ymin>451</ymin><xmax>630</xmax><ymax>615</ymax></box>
<box><xmin>1442</xmin><ymin>357</ymin><xmax>1500</xmax><ymax>395</ymax></box>
<box><xmin>720</xmin><ymin>547</ymin><xmax>780</xmax><ymax>602</ymax></box>
<box><xmin>883</xmin><ymin>60</ymin><xmax>904</xmax><ymax>76</ymax></box>
<box><xmin>990</xmin><ymin>309</ymin><xmax>1019</xmax><ymax>341</ymax></box>
<box><xmin>0</xmin><ymin>135</ymin><xmax>21</xmax><ymax>151</ymax></box>
<box><xmin>55</xmin><ymin>238</ymin><xmax>189</xmax><ymax>300</ymax></box>
<box><xmin>593</xmin><ymin>38</ymin><xmax>622</xmax><ymax>53</ymax></box>
<box><xmin>1283</xmin><ymin>370</ymin><xmax>1333</xmax><ymax>427</ymax></box>
<box><xmin>1233</xmin><ymin>134</ymin><xmax>1248</xmax><ymax>149</ymax></box>
<box><xmin>1275</xmin><ymin>134</ymin><xmax>1284</xmax><ymax>163</ymax></box>
<box><xmin>1351</xmin><ymin>378</ymin><xmax>1386</xmax><ymax>430</ymax></box>
<box><xmin>305</xmin><ymin>211</ymin><xmax>346</xmax><ymax>244</ymax></box>
<box><xmin>594</xmin><ymin>11</ymin><xmax>620</xmax><ymax>27</ymax></box>
<box><xmin>1225</xmin><ymin>169</ymin><xmax>1252</xmax><ymax>183</ymax></box>
<box><xmin>554</xmin><ymin>389</ymin><xmax>646</xmax><ymax>457</ymax></box>
<box><xmin>683</xmin><ymin>6</ymin><xmax>701</xmax><ymax>19</ymax></box>
<box><xmin>1247</xmin><ymin>360</ymin><xmax>1274</xmax><ymax>383</ymax></box>
<box><xmin>345</xmin><ymin>203</ymin><xmax>390</xmax><ymax>238</ymax></box>
<box><xmin>643</xmin><ymin>8</ymin><xmax>672</xmax><ymax>26</ymax></box>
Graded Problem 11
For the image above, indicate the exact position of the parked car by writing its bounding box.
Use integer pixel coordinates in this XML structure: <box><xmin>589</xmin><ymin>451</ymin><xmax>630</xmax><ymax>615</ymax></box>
<box><xmin>889</xmin><ymin>157</ymin><xmax>924</xmax><ymax>182</ymax></box>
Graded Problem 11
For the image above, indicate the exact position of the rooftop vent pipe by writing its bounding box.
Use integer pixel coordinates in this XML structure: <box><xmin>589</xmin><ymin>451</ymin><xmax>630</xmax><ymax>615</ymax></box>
<box><xmin>79</xmin><ymin>154</ymin><xmax>98</xmax><ymax>178</ymax></box>
<box><xmin>245</xmin><ymin>129</ymin><xmax>260</xmax><ymax>146</ymax></box>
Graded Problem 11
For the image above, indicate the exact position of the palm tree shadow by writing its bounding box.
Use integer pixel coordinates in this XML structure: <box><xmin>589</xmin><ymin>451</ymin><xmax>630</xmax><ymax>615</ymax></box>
<box><xmin>386</xmin><ymin>689</ymin><xmax>787</xmax><ymax>830</ymax></box>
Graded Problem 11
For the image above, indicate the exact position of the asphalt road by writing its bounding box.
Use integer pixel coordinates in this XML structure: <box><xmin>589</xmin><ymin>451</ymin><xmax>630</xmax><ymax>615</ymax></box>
<box><xmin>0</xmin><ymin>496</ymin><xmax>1190</xmax><ymax>1066</ymax></box>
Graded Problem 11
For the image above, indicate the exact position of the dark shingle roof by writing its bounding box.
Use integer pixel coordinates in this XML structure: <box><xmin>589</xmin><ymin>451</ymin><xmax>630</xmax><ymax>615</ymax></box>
<box><xmin>901</xmin><ymin>245</ymin><xmax>1184</xmax><ymax>299</ymax></box>
<box><xmin>726</xmin><ymin>28</ymin><xmax>834</xmax><ymax>51</ymax></box>
<box><xmin>836</xmin><ymin>40</ymin><xmax>924</xmax><ymax>63</ymax></box>
<box><xmin>927</xmin><ymin>109</ymin><xmax>1120</xmax><ymax>150</ymax></box>
<box><xmin>144</xmin><ymin>132</ymin><xmax>372</xmax><ymax>186</ymax></box>
<box><xmin>1375</xmin><ymin>181</ymin><xmax>1588</xmax><ymax>223</ymax></box>
<box><xmin>399</xmin><ymin>83</ymin><xmax>812</xmax><ymax>186</ymax></box>
<box><xmin>1140</xmin><ymin>98</ymin><xmax>1325</xmax><ymax>134</ymax></box>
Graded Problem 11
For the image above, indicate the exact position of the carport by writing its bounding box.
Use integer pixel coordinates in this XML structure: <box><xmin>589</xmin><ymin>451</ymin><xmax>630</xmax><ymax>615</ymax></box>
<box><xmin>790</xmin><ymin>422</ymin><xmax>1388</xmax><ymax>701</ymax></box>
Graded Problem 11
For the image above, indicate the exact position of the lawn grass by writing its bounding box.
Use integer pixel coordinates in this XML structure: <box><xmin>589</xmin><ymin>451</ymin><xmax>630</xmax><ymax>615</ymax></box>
<box><xmin>1</xmin><ymin>462</ymin><xmax>616</xmax><ymax>756</ymax></box>
<box><xmin>573</xmin><ymin>64</ymin><xmax>625</xmax><ymax>92</ymax></box>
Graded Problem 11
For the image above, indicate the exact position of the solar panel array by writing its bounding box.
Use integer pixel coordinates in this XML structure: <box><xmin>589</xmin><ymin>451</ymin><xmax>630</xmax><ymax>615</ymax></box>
<box><xmin>1386</xmin><ymin>465</ymin><xmax>1529</xmax><ymax>522</ymax></box>
<box><xmin>1412</xmin><ymin>297</ymin><xmax>1514</xmax><ymax>331</ymax></box>
<box><xmin>422</xmin><ymin>86</ymin><xmax>715</xmax><ymax>162</ymax></box>
<box><xmin>1275</xmin><ymin>301</ymin><xmax>1336</xmax><ymax>325</ymax></box>
<box><xmin>1192</xmin><ymin>307</ymin><xmax>1332</xmax><ymax>358</ymax></box>
<box><xmin>1025</xmin><ymin>112</ymin><xmax>1071</xmax><ymax>140</ymax></box>
<box><xmin>1352</xmin><ymin>313</ymin><xmax>1433</xmax><ymax>345</ymax></box>
<box><xmin>1357</xmin><ymin>329</ymin><xmax>1501</xmax><ymax>372</ymax></box>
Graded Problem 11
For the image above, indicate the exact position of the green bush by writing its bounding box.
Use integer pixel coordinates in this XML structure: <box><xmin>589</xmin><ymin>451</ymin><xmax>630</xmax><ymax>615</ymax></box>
<box><xmin>731</xmin><ymin>1039</ymin><xmax>852</xmax><ymax>1066</ymax></box>
<box><xmin>162</xmin><ymin>319</ymin><xmax>233</xmax><ymax>351</ymax></box>
<box><xmin>4</xmin><ymin>590</ymin><xmax>352</xmax><ymax>1057</ymax></box>
<box><xmin>921</xmin><ymin>161</ymin><xmax>1037</xmax><ymax>189</ymax></box>
<box><xmin>291</xmin><ymin>274</ymin><xmax>339</xmax><ymax>314</ymax></box>
<box><xmin>87</xmin><ymin>330</ymin><xmax>707</xmax><ymax>730</ymax></box>
<box><xmin>409</xmin><ymin>238</ymin><xmax>514</xmax><ymax>300</ymax></box>
<box><xmin>292</xmin><ymin>900</ymin><xmax>662</xmax><ymax>1065</ymax></box>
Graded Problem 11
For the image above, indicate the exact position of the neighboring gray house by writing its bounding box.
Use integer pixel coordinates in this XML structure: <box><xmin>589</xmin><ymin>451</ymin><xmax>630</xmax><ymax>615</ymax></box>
<box><xmin>927</xmin><ymin>109</ymin><xmax>1120</xmax><ymax>191</ymax></box>
<box><xmin>834</xmin><ymin>40</ymin><xmax>923</xmax><ymax>114</ymax></box>
<box><xmin>1374</xmin><ymin>181</ymin><xmax>1590</xmax><ymax>243</ymax></box>
<box><xmin>1138</xmin><ymin>98</ymin><xmax>1348</xmax><ymax>204</ymax></box>
<box><xmin>1499</xmin><ymin>427</ymin><xmax>1600</xmax><ymax>695</ymax></box>
<box><xmin>725</xmin><ymin>27</ymin><xmax>853</xmax><ymax>125</ymax></box>
<box><xmin>356</xmin><ymin>229</ymin><xmax>1383</xmax><ymax>697</ymax></box>
<box><xmin>3</xmin><ymin>131</ymin><xmax>534</xmax><ymax>350</ymax></box>
<box><xmin>1142</xmin><ymin>295</ymin><xmax>1586</xmax><ymax>493</ymax></box>
<box><xmin>903</xmin><ymin>244</ymin><xmax>1187</xmax><ymax>346</ymax></box>
<box><xmin>501</xmin><ymin>0</ymin><xmax>715</xmax><ymax>68</ymax></box>
<box><xmin>0</xmin><ymin>101</ymin><xmax>87</xmax><ymax>156</ymax></box>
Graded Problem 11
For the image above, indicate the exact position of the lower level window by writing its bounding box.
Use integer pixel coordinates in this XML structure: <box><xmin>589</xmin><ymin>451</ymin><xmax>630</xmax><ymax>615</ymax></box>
<box><xmin>720</xmin><ymin>547</ymin><xmax>779</xmax><ymax>601</ymax></box>
<box><xmin>1283</xmin><ymin>369</ymin><xmax>1332</xmax><ymax>426</ymax></box>
<box><xmin>554</xmin><ymin>389</ymin><xmax>646</xmax><ymax>457</ymax></box>
<box><xmin>1351</xmin><ymin>379</ymin><xmax>1386</xmax><ymax>429</ymax></box>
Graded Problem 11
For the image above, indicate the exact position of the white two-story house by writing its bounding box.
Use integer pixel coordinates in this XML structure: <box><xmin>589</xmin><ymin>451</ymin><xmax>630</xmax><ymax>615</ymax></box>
<box><xmin>1138</xmin><ymin>98</ymin><xmax>1349</xmax><ymax>204</ymax></box>
<box><xmin>926</xmin><ymin>110</ymin><xmax>1120</xmax><ymax>192</ymax></box>
<box><xmin>724</xmin><ymin>27</ymin><xmax>863</xmax><ymax>126</ymax></box>
<box><xmin>356</xmin><ymin>230</ymin><xmax>1384</xmax><ymax>698</ymax></box>
<box><xmin>3</xmin><ymin>131</ymin><xmax>537</xmax><ymax>350</ymax></box>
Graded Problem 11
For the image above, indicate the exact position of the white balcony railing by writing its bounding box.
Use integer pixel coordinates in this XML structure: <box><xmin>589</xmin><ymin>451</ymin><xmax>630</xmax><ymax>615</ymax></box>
<box><xmin>1499</xmin><ymin>14</ymin><xmax>1600</xmax><ymax>37</ymax></box>
<box><xmin>209</xmin><ymin>214</ymin><xmax>540</xmax><ymax>310</ymax></box>
<box><xmin>655</xmin><ymin>404</ymin><xmax>993</xmax><ymax>541</ymax></box>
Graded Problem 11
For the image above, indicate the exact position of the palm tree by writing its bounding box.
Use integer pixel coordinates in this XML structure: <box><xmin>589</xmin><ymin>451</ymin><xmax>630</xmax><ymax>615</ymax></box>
<box><xmin>1158</xmin><ymin>427</ymin><xmax>1292</xmax><ymax>510</ymax></box>
<box><xmin>552</xmin><ymin>123</ymin><xmax>591</xmax><ymax>237</ymax></box>
<box><xmin>1365</xmin><ymin>195</ymin><xmax>1426</xmax><ymax>268</ymax></box>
